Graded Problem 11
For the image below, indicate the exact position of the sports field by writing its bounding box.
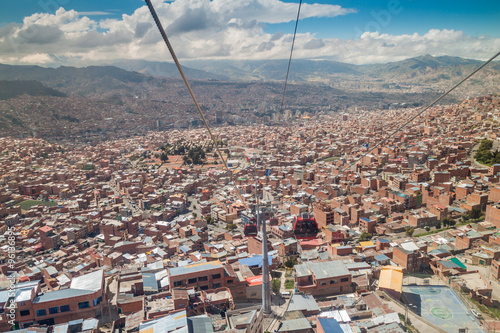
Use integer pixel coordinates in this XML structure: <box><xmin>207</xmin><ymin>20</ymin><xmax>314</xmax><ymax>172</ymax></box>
<box><xmin>402</xmin><ymin>285</ymin><xmax>484</xmax><ymax>332</ymax></box>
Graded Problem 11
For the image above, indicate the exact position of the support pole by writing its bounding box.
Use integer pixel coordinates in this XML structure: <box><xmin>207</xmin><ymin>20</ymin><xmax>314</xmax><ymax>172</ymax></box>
<box><xmin>259</xmin><ymin>200</ymin><xmax>271</xmax><ymax>314</ymax></box>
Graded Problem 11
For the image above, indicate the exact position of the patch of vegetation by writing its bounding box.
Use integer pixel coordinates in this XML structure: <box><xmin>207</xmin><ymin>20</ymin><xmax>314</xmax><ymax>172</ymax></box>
<box><xmin>225</xmin><ymin>223</ymin><xmax>237</xmax><ymax>231</ymax></box>
<box><xmin>272</xmin><ymin>279</ymin><xmax>281</xmax><ymax>294</ymax></box>
<box><xmin>469</xmin><ymin>297</ymin><xmax>500</xmax><ymax>320</ymax></box>
<box><xmin>284</xmin><ymin>279</ymin><xmax>294</xmax><ymax>289</ymax></box>
<box><xmin>322</xmin><ymin>156</ymin><xmax>340</xmax><ymax>162</ymax></box>
<box><xmin>61</xmin><ymin>115</ymin><xmax>79</xmax><ymax>123</ymax></box>
<box><xmin>475</xmin><ymin>139</ymin><xmax>500</xmax><ymax>165</ymax></box>
<box><xmin>359</xmin><ymin>231</ymin><xmax>372</xmax><ymax>241</ymax></box>
<box><xmin>284</xmin><ymin>257</ymin><xmax>298</xmax><ymax>268</ymax></box>
<box><xmin>17</xmin><ymin>200</ymin><xmax>58</xmax><ymax>210</ymax></box>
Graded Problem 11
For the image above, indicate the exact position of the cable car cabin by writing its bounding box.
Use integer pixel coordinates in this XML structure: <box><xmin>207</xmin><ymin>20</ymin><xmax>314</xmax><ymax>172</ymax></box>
<box><xmin>244</xmin><ymin>217</ymin><xmax>258</xmax><ymax>237</ymax></box>
<box><xmin>293</xmin><ymin>212</ymin><xmax>319</xmax><ymax>240</ymax></box>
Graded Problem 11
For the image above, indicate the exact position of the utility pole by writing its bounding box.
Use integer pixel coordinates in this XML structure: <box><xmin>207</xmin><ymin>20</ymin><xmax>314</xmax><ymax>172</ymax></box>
<box><xmin>260</xmin><ymin>198</ymin><xmax>272</xmax><ymax>315</ymax></box>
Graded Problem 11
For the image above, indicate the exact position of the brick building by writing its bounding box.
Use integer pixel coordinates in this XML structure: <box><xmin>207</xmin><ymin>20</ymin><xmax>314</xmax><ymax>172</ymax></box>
<box><xmin>392</xmin><ymin>245</ymin><xmax>429</xmax><ymax>273</ymax></box>
<box><xmin>294</xmin><ymin>261</ymin><xmax>351</xmax><ymax>296</ymax></box>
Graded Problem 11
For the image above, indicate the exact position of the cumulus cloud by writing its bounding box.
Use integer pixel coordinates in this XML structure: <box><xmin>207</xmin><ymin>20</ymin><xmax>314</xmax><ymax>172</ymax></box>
<box><xmin>0</xmin><ymin>0</ymin><xmax>498</xmax><ymax>66</ymax></box>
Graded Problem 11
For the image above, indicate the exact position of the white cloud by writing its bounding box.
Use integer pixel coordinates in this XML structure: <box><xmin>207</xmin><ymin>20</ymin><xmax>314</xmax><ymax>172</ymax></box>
<box><xmin>19</xmin><ymin>53</ymin><xmax>54</xmax><ymax>64</ymax></box>
<box><xmin>0</xmin><ymin>0</ymin><xmax>498</xmax><ymax>67</ymax></box>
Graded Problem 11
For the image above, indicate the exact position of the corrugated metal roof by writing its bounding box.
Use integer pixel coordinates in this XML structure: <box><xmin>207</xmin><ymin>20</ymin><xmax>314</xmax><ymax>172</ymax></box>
<box><xmin>169</xmin><ymin>260</ymin><xmax>222</xmax><ymax>277</ymax></box>
<box><xmin>278</xmin><ymin>318</ymin><xmax>312</xmax><ymax>332</ymax></box>
<box><xmin>139</xmin><ymin>310</ymin><xmax>187</xmax><ymax>333</ymax></box>
<box><xmin>317</xmin><ymin>317</ymin><xmax>343</xmax><ymax>332</ymax></box>
<box><xmin>295</xmin><ymin>260</ymin><xmax>349</xmax><ymax>279</ymax></box>
<box><xmin>288</xmin><ymin>294</ymin><xmax>320</xmax><ymax>312</ymax></box>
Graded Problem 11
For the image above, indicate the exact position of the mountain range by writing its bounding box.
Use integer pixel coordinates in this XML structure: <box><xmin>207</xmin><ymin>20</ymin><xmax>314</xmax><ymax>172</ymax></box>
<box><xmin>1</xmin><ymin>55</ymin><xmax>498</xmax><ymax>96</ymax></box>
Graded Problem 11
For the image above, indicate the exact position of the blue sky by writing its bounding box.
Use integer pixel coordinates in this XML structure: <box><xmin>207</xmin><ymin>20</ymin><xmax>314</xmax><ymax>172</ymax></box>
<box><xmin>0</xmin><ymin>0</ymin><xmax>499</xmax><ymax>66</ymax></box>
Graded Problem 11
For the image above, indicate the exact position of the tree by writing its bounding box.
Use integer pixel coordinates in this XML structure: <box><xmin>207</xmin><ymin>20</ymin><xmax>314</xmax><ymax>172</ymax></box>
<box><xmin>435</xmin><ymin>221</ymin><xmax>441</xmax><ymax>229</ymax></box>
<box><xmin>226</xmin><ymin>224</ymin><xmax>237</xmax><ymax>231</ymax></box>
<box><xmin>192</xmin><ymin>212</ymin><xmax>197</xmax><ymax>218</ymax></box>
<box><xmin>405</xmin><ymin>227</ymin><xmax>415</xmax><ymax>237</ymax></box>
<box><xmin>359</xmin><ymin>231</ymin><xmax>372</xmax><ymax>241</ymax></box>
<box><xmin>425</xmin><ymin>226</ymin><xmax>431</xmax><ymax>232</ymax></box>
<box><xmin>160</xmin><ymin>153</ymin><xmax>169</xmax><ymax>161</ymax></box>
<box><xmin>284</xmin><ymin>257</ymin><xmax>298</xmax><ymax>268</ymax></box>
<box><xmin>448</xmin><ymin>219</ymin><xmax>456</xmax><ymax>227</ymax></box>
<box><xmin>442</xmin><ymin>217</ymin><xmax>452</xmax><ymax>227</ymax></box>
<box><xmin>469</xmin><ymin>208</ymin><xmax>481</xmax><ymax>220</ymax></box>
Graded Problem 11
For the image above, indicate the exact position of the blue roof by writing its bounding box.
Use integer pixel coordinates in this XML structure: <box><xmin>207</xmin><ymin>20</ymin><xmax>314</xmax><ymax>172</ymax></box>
<box><xmin>378</xmin><ymin>239</ymin><xmax>390</xmax><ymax>243</ymax></box>
<box><xmin>374</xmin><ymin>254</ymin><xmax>390</xmax><ymax>261</ymax></box>
<box><xmin>360</xmin><ymin>218</ymin><xmax>370</xmax><ymax>222</ymax></box>
<box><xmin>238</xmin><ymin>255</ymin><xmax>272</xmax><ymax>268</ymax></box>
<box><xmin>317</xmin><ymin>318</ymin><xmax>343</xmax><ymax>333</ymax></box>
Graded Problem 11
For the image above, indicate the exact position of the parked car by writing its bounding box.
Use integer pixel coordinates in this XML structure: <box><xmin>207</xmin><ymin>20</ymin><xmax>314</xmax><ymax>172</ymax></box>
<box><xmin>471</xmin><ymin>309</ymin><xmax>482</xmax><ymax>319</ymax></box>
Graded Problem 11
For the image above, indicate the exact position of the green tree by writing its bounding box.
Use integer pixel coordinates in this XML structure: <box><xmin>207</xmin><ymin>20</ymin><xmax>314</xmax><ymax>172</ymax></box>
<box><xmin>435</xmin><ymin>221</ymin><xmax>441</xmax><ymax>229</ymax></box>
<box><xmin>284</xmin><ymin>257</ymin><xmax>298</xmax><ymax>268</ymax></box>
<box><xmin>425</xmin><ymin>226</ymin><xmax>431</xmax><ymax>232</ymax></box>
<box><xmin>192</xmin><ymin>212</ymin><xmax>197</xmax><ymax>218</ymax></box>
<box><xmin>448</xmin><ymin>219</ymin><xmax>456</xmax><ymax>227</ymax></box>
<box><xmin>405</xmin><ymin>227</ymin><xmax>415</xmax><ymax>237</ymax></box>
<box><xmin>359</xmin><ymin>231</ymin><xmax>372</xmax><ymax>241</ymax></box>
<box><xmin>469</xmin><ymin>208</ymin><xmax>481</xmax><ymax>220</ymax></box>
<box><xmin>160</xmin><ymin>153</ymin><xmax>169</xmax><ymax>161</ymax></box>
<box><xmin>226</xmin><ymin>223</ymin><xmax>237</xmax><ymax>231</ymax></box>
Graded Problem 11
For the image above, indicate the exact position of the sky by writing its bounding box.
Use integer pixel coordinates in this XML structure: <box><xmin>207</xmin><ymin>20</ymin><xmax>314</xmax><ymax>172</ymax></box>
<box><xmin>0</xmin><ymin>0</ymin><xmax>499</xmax><ymax>66</ymax></box>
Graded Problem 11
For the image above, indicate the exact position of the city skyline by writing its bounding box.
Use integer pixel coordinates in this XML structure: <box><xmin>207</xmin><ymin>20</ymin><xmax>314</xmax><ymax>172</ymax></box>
<box><xmin>0</xmin><ymin>0</ymin><xmax>499</xmax><ymax>67</ymax></box>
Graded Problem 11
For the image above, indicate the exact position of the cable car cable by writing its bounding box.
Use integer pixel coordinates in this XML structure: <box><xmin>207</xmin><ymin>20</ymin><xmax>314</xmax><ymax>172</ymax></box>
<box><xmin>279</xmin><ymin>0</ymin><xmax>303</xmax><ymax>115</ymax></box>
<box><xmin>144</xmin><ymin>0</ymin><xmax>248</xmax><ymax>208</ymax></box>
<box><xmin>337</xmin><ymin>50</ymin><xmax>500</xmax><ymax>175</ymax></box>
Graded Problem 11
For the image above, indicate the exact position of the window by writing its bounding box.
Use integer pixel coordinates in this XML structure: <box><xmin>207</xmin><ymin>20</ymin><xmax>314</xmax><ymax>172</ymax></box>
<box><xmin>20</xmin><ymin>301</ymin><xmax>26</xmax><ymax>307</ymax></box>
<box><xmin>93</xmin><ymin>296</ymin><xmax>103</xmax><ymax>306</ymax></box>
<box><xmin>20</xmin><ymin>310</ymin><xmax>30</xmax><ymax>316</ymax></box>
<box><xmin>213</xmin><ymin>283</ymin><xmax>221</xmax><ymax>289</ymax></box>
<box><xmin>173</xmin><ymin>280</ymin><xmax>183</xmax><ymax>287</ymax></box>
<box><xmin>198</xmin><ymin>276</ymin><xmax>208</xmax><ymax>282</ymax></box>
<box><xmin>49</xmin><ymin>307</ymin><xmax>59</xmax><ymax>314</ymax></box>
<box><xmin>188</xmin><ymin>278</ymin><xmax>197</xmax><ymax>284</ymax></box>
<box><xmin>212</xmin><ymin>274</ymin><xmax>221</xmax><ymax>279</ymax></box>
<box><xmin>227</xmin><ymin>280</ymin><xmax>233</xmax><ymax>284</ymax></box>
<box><xmin>78</xmin><ymin>301</ymin><xmax>90</xmax><ymax>309</ymax></box>
<box><xmin>60</xmin><ymin>305</ymin><xmax>70</xmax><ymax>312</ymax></box>
<box><xmin>200</xmin><ymin>285</ymin><xmax>209</xmax><ymax>290</ymax></box>
<box><xmin>36</xmin><ymin>309</ymin><xmax>46</xmax><ymax>317</ymax></box>
<box><xmin>341</xmin><ymin>278</ymin><xmax>349</xmax><ymax>282</ymax></box>
<box><xmin>330</xmin><ymin>280</ymin><xmax>337</xmax><ymax>284</ymax></box>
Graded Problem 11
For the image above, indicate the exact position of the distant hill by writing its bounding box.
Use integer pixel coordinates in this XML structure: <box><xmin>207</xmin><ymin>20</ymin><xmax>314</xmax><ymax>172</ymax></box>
<box><xmin>183</xmin><ymin>59</ymin><xmax>360</xmax><ymax>81</ymax></box>
<box><xmin>0</xmin><ymin>64</ymin><xmax>155</xmax><ymax>95</ymax></box>
<box><xmin>0</xmin><ymin>80</ymin><xmax>66</xmax><ymax>100</ymax></box>
<box><xmin>360</xmin><ymin>55</ymin><xmax>500</xmax><ymax>79</ymax></box>
<box><xmin>109</xmin><ymin>59</ymin><xmax>230</xmax><ymax>81</ymax></box>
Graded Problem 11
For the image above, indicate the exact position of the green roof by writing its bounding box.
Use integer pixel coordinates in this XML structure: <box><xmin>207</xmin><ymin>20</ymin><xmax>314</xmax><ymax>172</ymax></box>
<box><xmin>449</xmin><ymin>257</ymin><xmax>467</xmax><ymax>270</ymax></box>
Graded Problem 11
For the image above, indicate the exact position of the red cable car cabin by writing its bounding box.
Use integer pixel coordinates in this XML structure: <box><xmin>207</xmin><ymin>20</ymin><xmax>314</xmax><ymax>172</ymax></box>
<box><xmin>244</xmin><ymin>217</ymin><xmax>258</xmax><ymax>237</ymax></box>
<box><xmin>293</xmin><ymin>212</ymin><xmax>319</xmax><ymax>240</ymax></box>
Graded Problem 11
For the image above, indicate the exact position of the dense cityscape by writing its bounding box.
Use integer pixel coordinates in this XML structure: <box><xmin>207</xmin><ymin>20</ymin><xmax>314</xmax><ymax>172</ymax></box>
<box><xmin>1</xmin><ymin>92</ymin><xmax>500</xmax><ymax>332</ymax></box>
